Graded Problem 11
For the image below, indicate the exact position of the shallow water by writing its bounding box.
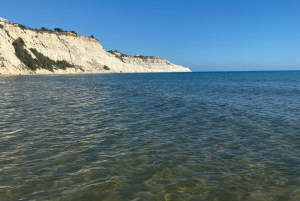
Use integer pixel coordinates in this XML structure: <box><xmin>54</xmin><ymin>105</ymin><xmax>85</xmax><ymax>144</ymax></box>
<box><xmin>0</xmin><ymin>72</ymin><xmax>299</xmax><ymax>200</ymax></box>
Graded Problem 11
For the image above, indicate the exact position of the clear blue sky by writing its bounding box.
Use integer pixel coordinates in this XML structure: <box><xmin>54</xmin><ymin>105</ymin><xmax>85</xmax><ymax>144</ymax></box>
<box><xmin>1</xmin><ymin>0</ymin><xmax>300</xmax><ymax>71</ymax></box>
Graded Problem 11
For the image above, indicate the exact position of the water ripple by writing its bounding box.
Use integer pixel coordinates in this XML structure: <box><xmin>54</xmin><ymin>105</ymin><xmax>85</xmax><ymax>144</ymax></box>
<box><xmin>0</xmin><ymin>72</ymin><xmax>300</xmax><ymax>200</ymax></box>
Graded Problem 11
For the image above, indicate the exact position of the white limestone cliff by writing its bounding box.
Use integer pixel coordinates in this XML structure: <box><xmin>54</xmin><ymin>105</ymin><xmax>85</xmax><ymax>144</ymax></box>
<box><xmin>0</xmin><ymin>20</ymin><xmax>191</xmax><ymax>75</ymax></box>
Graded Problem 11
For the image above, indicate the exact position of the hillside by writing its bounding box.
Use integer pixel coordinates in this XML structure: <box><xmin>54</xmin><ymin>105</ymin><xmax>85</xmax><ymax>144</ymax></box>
<box><xmin>0</xmin><ymin>19</ymin><xmax>191</xmax><ymax>75</ymax></box>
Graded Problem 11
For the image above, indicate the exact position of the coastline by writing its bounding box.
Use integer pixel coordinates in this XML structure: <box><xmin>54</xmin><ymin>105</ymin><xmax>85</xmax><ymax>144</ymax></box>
<box><xmin>0</xmin><ymin>70</ymin><xmax>192</xmax><ymax>77</ymax></box>
<box><xmin>0</xmin><ymin>21</ymin><xmax>191</xmax><ymax>74</ymax></box>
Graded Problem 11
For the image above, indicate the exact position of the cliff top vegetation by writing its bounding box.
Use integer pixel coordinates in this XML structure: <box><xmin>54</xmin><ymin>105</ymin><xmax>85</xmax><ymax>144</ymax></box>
<box><xmin>1</xmin><ymin>18</ymin><xmax>96</xmax><ymax>40</ymax></box>
<box><xmin>107</xmin><ymin>50</ymin><xmax>158</xmax><ymax>60</ymax></box>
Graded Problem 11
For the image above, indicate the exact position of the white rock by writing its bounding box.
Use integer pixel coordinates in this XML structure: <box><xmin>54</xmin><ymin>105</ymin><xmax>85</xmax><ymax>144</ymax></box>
<box><xmin>0</xmin><ymin>22</ymin><xmax>191</xmax><ymax>75</ymax></box>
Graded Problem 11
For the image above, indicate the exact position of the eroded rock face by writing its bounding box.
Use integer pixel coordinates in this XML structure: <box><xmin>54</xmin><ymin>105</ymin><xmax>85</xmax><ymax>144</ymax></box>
<box><xmin>0</xmin><ymin>21</ymin><xmax>191</xmax><ymax>75</ymax></box>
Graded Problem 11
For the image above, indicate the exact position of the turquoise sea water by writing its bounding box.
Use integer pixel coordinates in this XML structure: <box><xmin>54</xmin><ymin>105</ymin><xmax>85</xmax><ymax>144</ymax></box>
<box><xmin>0</xmin><ymin>71</ymin><xmax>300</xmax><ymax>200</ymax></box>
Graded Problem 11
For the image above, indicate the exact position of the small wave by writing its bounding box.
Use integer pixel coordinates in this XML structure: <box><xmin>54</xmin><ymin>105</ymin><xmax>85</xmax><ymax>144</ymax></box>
<box><xmin>3</xmin><ymin>128</ymin><xmax>24</xmax><ymax>135</ymax></box>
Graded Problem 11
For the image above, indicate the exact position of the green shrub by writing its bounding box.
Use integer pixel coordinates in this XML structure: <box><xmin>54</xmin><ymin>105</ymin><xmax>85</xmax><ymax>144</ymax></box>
<box><xmin>29</xmin><ymin>48</ymin><xmax>53</xmax><ymax>71</ymax></box>
<box><xmin>30</xmin><ymin>48</ymin><xmax>73</xmax><ymax>71</ymax></box>
<box><xmin>70</xmin><ymin>30</ymin><xmax>77</xmax><ymax>34</ymax></box>
<box><xmin>54</xmin><ymin>28</ymin><xmax>63</xmax><ymax>32</ymax></box>
<box><xmin>103</xmin><ymin>65</ymin><xmax>110</xmax><ymax>70</ymax></box>
<box><xmin>15</xmin><ymin>37</ymin><xmax>25</xmax><ymax>46</ymax></box>
<box><xmin>12</xmin><ymin>37</ymin><xmax>74</xmax><ymax>72</ymax></box>
<box><xmin>40</xmin><ymin>27</ymin><xmax>50</xmax><ymax>32</ymax></box>
<box><xmin>55</xmin><ymin>60</ymin><xmax>73</xmax><ymax>70</ymax></box>
<box><xmin>12</xmin><ymin>38</ymin><xmax>37</xmax><ymax>70</ymax></box>
<box><xmin>91</xmin><ymin>35</ymin><xmax>94</xmax><ymax>38</ymax></box>
<box><xmin>0</xmin><ymin>24</ymin><xmax>4</xmax><ymax>29</ymax></box>
<box><xmin>18</xmin><ymin>24</ymin><xmax>26</xmax><ymax>29</ymax></box>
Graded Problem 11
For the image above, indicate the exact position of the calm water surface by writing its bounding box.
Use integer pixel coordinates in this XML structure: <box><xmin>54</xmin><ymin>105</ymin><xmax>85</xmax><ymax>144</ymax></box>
<box><xmin>0</xmin><ymin>72</ymin><xmax>300</xmax><ymax>200</ymax></box>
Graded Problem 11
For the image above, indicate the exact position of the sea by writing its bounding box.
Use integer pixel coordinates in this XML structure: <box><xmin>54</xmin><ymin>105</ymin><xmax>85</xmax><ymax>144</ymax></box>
<box><xmin>0</xmin><ymin>71</ymin><xmax>299</xmax><ymax>201</ymax></box>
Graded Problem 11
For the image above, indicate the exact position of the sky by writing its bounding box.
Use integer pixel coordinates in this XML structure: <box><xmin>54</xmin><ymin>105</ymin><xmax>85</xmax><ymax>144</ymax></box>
<box><xmin>1</xmin><ymin>0</ymin><xmax>300</xmax><ymax>71</ymax></box>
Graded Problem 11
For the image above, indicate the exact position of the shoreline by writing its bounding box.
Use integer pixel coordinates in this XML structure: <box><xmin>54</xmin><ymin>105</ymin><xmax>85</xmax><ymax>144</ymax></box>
<box><xmin>0</xmin><ymin>71</ymin><xmax>192</xmax><ymax>77</ymax></box>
